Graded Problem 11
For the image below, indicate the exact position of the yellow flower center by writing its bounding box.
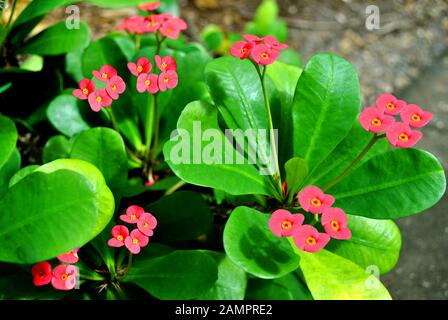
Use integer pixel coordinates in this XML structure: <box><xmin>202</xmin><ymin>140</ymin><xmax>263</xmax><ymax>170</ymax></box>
<box><xmin>399</xmin><ymin>133</ymin><xmax>409</xmax><ymax>142</ymax></box>
<box><xmin>281</xmin><ymin>220</ymin><xmax>292</xmax><ymax>230</ymax></box>
<box><xmin>130</xmin><ymin>214</ymin><xmax>137</xmax><ymax>221</ymax></box>
<box><xmin>305</xmin><ymin>236</ymin><xmax>317</xmax><ymax>246</ymax></box>
<box><xmin>330</xmin><ymin>220</ymin><xmax>340</xmax><ymax>231</ymax></box>
<box><xmin>82</xmin><ymin>88</ymin><xmax>89</xmax><ymax>95</ymax></box>
<box><xmin>241</xmin><ymin>48</ymin><xmax>248</xmax><ymax>54</ymax></box>
<box><xmin>162</xmin><ymin>62</ymin><xmax>167</xmax><ymax>69</ymax></box>
<box><xmin>311</xmin><ymin>198</ymin><xmax>322</xmax><ymax>207</ymax></box>
<box><xmin>96</xmin><ymin>96</ymin><xmax>102</xmax><ymax>103</ymax></box>
<box><xmin>411</xmin><ymin>114</ymin><xmax>421</xmax><ymax>122</ymax></box>
<box><xmin>143</xmin><ymin>222</ymin><xmax>149</xmax><ymax>228</ymax></box>
<box><xmin>261</xmin><ymin>53</ymin><xmax>269</xmax><ymax>59</ymax></box>
<box><xmin>117</xmin><ymin>235</ymin><xmax>123</xmax><ymax>241</ymax></box>
<box><xmin>111</xmin><ymin>85</ymin><xmax>117</xmax><ymax>91</ymax></box>
<box><xmin>164</xmin><ymin>77</ymin><xmax>169</xmax><ymax>83</ymax></box>
<box><xmin>386</xmin><ymin>102</ymin><xmax>395</xmax><ymax>110</ymax></box>
<box><xmin>137</xmin><ymin>66</ymin><xmax>143</xmax><ymax>73</ymax></box>
<box><xmin>144</xmin><ymin>80</ymin><xmax>151</xmax><ymax>86</ymax></box>
<box><xmin>371</xmin><ymin>118</ymin><xmax>382</xmax><ymax>126</ymax></box>
<box><xmin>101</xmin><ymin>73</ymin><xmax>108</xmax><ymax>79</ymax></box>
<box><xmin>132</xmin><ymin>238</ymin><xmax>139</xmax><ymax>245</ymax></box>
<box><xmin>60</xmin><ymin>273</ymin><xmax>68</xmax><ymax>281</ymax></box>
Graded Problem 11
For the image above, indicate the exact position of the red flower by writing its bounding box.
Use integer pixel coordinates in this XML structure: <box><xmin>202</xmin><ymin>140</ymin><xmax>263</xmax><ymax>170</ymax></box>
<box><xmin>92</xmin><ymin>65</ymin><xmax>117</xmax><ymax>82</ymax></box>
<box><xmin>243</xmin><ymin>34</ymin><xmax>264</xmax><ymax>44</ymax></box>
<box><xmin>144</xmin><ymin>14</ymin><xmax>162</xmax><ymax>33</ymax></box>
<box><xmin>137</xmin><ymin>73</ymin><xmax>159</xmax><ymax>94</ymax></box>
<box><xmin>125</xmin><ymin>229</ymin><xmax>149</xmax><ymax>254</ymax></box>
<box><xmin>106</xmin><ymin>76</ymin><xmax>126</xmax><ymax>100</ymax></box>
<box><xmin>251</xmin><ymin>44</ymin><xmax>280</xmax><ymax>65</ymax></box>
<box><xmin>137</xmin><ymin>213</ymin><xmax>158</xmax><ymax>236</ymax></box>
<box><xmin>293</xmin><ymin>225</ymin><xmax>330</xmax><ymax>253</ymax></box>
<box><xmin>31</xmin><ymin>262</ymin><xmax>52</xmax><ymax>287</ymax></box>
<box><xmin>72</xmin><ymin>79</ymin><xmax>95</xmax><ymax>100</ymax></box>
<box><xmin>268</xmin><ymin>209</ymin><xmax>304</xmax><ymax>237</ymax></box>
<box><xmin>400</xmin><ymin>104</ymin><xmax>433</xmax><ymax>128</ymax></box>
<box><xmin>108</xmin><ymin>225</ymin><xmax>130</xmax><ymax>248</ymax></box>
<box><xmin>116</xmin><ymin>15</ymin><xmax>147</xmax><ymax>34</ymax></box>
<box><xmin>88</xmin><ymin>88</ymin><xmax>112</xmax><ymax>112</ymax></box>
<box><xmin>359</xmin><ymin>107</ymin><xmax>395</xmax><ymax>133</ymax></box>
<box><xmin>120</xmin><ymin>205</ymin><xmax>145</xmax><ymax>224</ymax></box>
<box><xmin>159</xmin><ymin>18</ymin><xmax>187</xmax><ymax>40</ymax></box>
<box><xmin>158</xmin><ymin>71</ymin><xmax>178</xmax><ymax>91</ymax></box>
<box><xmin>51</xmin><ymin>265</ymin><xmax>77</xmax><ymax>291</ymax></box>
<box><xmin>128</xmin><ymin>57</ymin><xmax>152</xmax><ymax>77</ymax></box>
<box><xmin>155</xmin><ymin>55</ymin><xmax>177</xmax><ymax>72</ymax></box>
<box><xmin>298</xmin><ymin>186</ymin><xmax>335</xmax><ymax>215</ymax></box>
<box><xmin>321</xmin><ymin>208</ymin><xmax>352</xmax><ymax>240</ymax></box>
<box><xmin>138</xmin><ymin>1</ymin><xmax>160</xmax><ymax>11</ymax></box>
<box><xmin>57</xmin><ymin>248</ymin><xmax>79</xmax><ymax>264</ymax></box>
<box><xmin>376</xmin><ymin>93</ymin><xmax>406</xmax><ymax>115</ymax></box>
<box><xmin>264</xmin><ymin>35</ymin><xmax>288</xmax><ymax>50</ymax></box>
<box><xmin>230</xmin><ymin>41</ymin><xmax>255</xmax><ymax>60</ymax></box>
<box><xmin>386</xmin><ymin>122</ymin><xmax>422</xmax><ymax>148</ymax></box>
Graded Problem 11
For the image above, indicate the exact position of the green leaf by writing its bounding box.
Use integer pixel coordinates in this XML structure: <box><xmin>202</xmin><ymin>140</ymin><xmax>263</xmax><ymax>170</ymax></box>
<box><xmin>9</xmin><ymin>165</ymin><xmax>40</xmax><ymax>188</ymax></box>
<box><xmin>0</xmin><ymin>275</ymin><xmax>66</xmax><ymax>300</ymax></box>
<box><xmin>245</xmin><ymin>272</ymin><xmax>313</xmax><ymax>300</ymax></box>
<box><xmin>297</xmin><ymin>249</ymin><xmax>391</xmax><ymax>299</ymax></box>
<box><xmin>0</xmin><ymin>149</ymin><xmax>21</xmax><ymax>198</ymax></box>
<box><xmin>198</xmin><ymin>251</ymin><xmax>248</xmax><ymax>300</ymax></box>
<box><xmin>223</xmin><ymin>206</ymin><xmax>301</xmax><ymax>279</ymax></box>
<box><xmin>292</xmin><ymin>53</ymin><xmax>361</xmax><ymax>172</ymax></box>
<box><xmin>0</xmin><ymin>115</ymin><xmax>18</xmax><ymax>169</ymax></box>
<box><xmin>13</xmin><ymin>0</ymin><xmax>74</xmax><ymax>27</ymax></box>
<box><xmin>47</xmin><ymin>93</ymin><xmax>91</xmax><ymax>137</ymax></box>
<box><xmin>146</xmin><ymin>191</ymin><xmax>213</xmax><ymax>242</ymax></box>
<box><xmin>284</xmin><ymin>157</ymin><xmax>307</xmax><ymax>200</ymax></box>
<box><xmin>0</xmin><ymin>83</ymin><xmax>12</xmax><ymax>95</ymax></box>
<box><xmin>327</xmin><ymin>215</ymin><xmax>401</xmax><ymax>274</ymax></box>
<box><xmin>19</xmin><ymin>21</ymin><xmax>90</xmax><ymax>56</ymax></box>
<box><xmin>42</xmin><ymin>135</ymin><xmax>71</xmax><ymax>163</ymax></box>
<box><xmin>122</xmin><ymin>250</ymin><xmax>218</xmax><ymax>300</ymax></box>
<box><xmin>0</xmin><ymin>159</ymin><xmax>114</xmax><ymax>264</ymax></box>
<box><xmin>330</xmin><ymin>148</ymin><xmax>446</xmax><ymax>219</ymax></box>
<box><xmin>163</xmin><ymin>101</ymin><xmax>278</xmax><ymax>198</ymax></box>
<box><xmin>70</xmin><ymin>127</ymin><xmax>128</xmax><ymax>192</ymax></box>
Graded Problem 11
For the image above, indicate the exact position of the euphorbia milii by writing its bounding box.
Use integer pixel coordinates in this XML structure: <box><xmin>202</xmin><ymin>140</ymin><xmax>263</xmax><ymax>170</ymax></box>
<box><xmin>137</xmin><ymin>73</ymin><xmax>159</xmax><ymax>94</ymax></box>
<box><xmin>106</xmin><ymin>76</ymin><xmax>126</xmax><ymax>100</ymax></box>
<box><xmin>92</xmin><ymin>65</ymin><xmax>118</xmax><ymax>82</ymax></box>
<box><xmin>376</xmin><ymin>93</ymin><xmax>406</xmax><ymax>115</ymax></box>
<box><xmin>321</xmin><ymin>207</ymin><xmax>352</xmax><ymax>240</ymax></box>
<box><xmin>137</xmin><ymin>212</ymin><xmax>158</xmax><ymax>236</ymax></box>
<box><xmin>386</xmin><ymin>122</ymin><xmax>423</xmax><ymax>148</ymax></box>
<box><xmin>230</xmin><ymin>41</ymin><xmax>255</xmax><ymax>60</ymax></box>
<box><xmin>264</xmin><ymin>35</ymin><xmax>288</xmax><ymax>50</ymax></box>
<box><xmin>251</xmin><ymin>44</ymin><xmax>280</xmax><ymax>65</ymax></box>
<box><xmin>57</xmin><ymin>248</ymin><xmax>79</xmax><ymax>264</ymax></box>
<box><xmin>159</xmin><ymin>18</ymin><xmax>188</xmax><ymax>40</ymax></box>
<box><xmin>293</xmin><ymin>225</ymin><xmax>330</xmax><ymax>253</ymax></box>
<box><xmin>88</xmin><ymin>88</ymin><xmax>112</xmax><ymax>112</ymax></box>
<box><xmin>31</xmin><ymin>262</ymin><xmax>52</xmax><ymax>287</ymax></box>
<box><xmin>244</xmin><ymin>34</ymin><xmax>264</xmax><ymax>43</ymax></box>
<box><xmin>125</xmin><ymin>229</ymin><xmax>149</xmax><ymax>254</ymax></box>
<box><xmin>268</xmin><ymin>209</ymin><xmax>304</xmax><ymax>237</ymax></box>
<box><xmin>158</xmin><ymin>71</ymin><xmax>178</xmax><ymax>91</ymax></box>
<box><xmin>107</xmin><ymin>225</ymin><xmax>130</xmax><ymax>248</ymax></box>
<box><xmin>298</xmin><ymin>186</ymin><xmax>335</xmax><ymax>214</ymax></box>
<box><xmin>155</xmin><ymin>55</ymin><xmax>177</xmax><ymax>72</ymax></box>
<box><xmin>51</xmin><ymin>265</ymin><xmax>77</xmax><ymax>291</ymax></box>
<box><xmin>128</xmin><ymin>57</ymin><xmax>152</xmax><ymax>77</ymax></box>
<box><xmin>120</xmin><ymin>205</ymin><xmax>145</xmax><ymax>224</ymax></box>
<box><xmin>400</xmin><ymin>104</ymin><xmax>433</xmax><ymax>128</ymax></box>
<box><xmin>359</xmin><ymin>107</ymin><xmax>395</xmax><ymax>133</ymax></box>
<box><xmin>72</xmin><ymin>79</ymin><xmax>95</xmax><ymax>100</ymax></box>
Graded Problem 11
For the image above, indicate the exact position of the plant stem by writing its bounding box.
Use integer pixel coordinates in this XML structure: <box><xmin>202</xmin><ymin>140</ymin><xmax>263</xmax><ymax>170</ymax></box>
<box><xmin>164</xmin><ymin>180</ymin><xmax>186</xmax><ymax>195</ymax></box>
<box><xmin>80</xmin><ymin>274</ymin><xmax>104</xmax><ymax>282</ymax></box>
<box><xmin>150</xmin><ymin>93</ymin><xmax>160</xmax><ymax>159</ymax></box>
<box><xmin>127</xmin><ymin>253</ymin><xmax>133</xmax><ymax>271</ymax></box>
<box><xmin>134</xmin><ymin>34</ymin><xmax>141</xmax><ymax>53</ymax></box>
<box><xmin>5</xmin><ymin>0</ymin><xmax>17</xmax><ymax>28</ymax></box>
<box><xmin>323</xmin><ymin>134</ymin><xmax>385</xmax><ymax>191</ymax></box>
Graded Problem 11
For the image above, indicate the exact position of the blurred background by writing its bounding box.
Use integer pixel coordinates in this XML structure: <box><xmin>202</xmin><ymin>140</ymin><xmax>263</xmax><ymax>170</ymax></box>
<box><xmin>4</xmin><ymin>0</ymin><xmax>448</xmax><ymax>299</ymax></box>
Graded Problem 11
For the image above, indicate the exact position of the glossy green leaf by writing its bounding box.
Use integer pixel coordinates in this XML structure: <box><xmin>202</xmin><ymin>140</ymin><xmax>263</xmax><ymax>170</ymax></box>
<box><xmin>330</xmin><ymin>148</ymin><xmax>446</xmax><ymax>219</ymax></box>
<box><xmin>42</xmin><ymin>135</ymin><xmax>71</xmax><ymax>163</ymax></box>
<box><xmin>8</xmin><ymin>165</ymin><xmax>40</xmax><ymax>188</ymax></box>
<box><xmin>199</xmin><ymin>251</ymin><xmax>248</xmax><ymax>300</ymax></box>
<box><xmin>0</xmin><ymin>159</ymin><xmax>114</xmax><ymax>263</ymax></box>
<box><xmin>327</xmin><ymin>215</ymin><xmax>401</xmax><ymax>274</ymax></box>
<box><xmin>0</xmin><ymin>275</ymin><xmax>66</xmax><ymax>300</ymax></box>
<box><xmin>284</xmin><ymin>157</ymin><xmax>307</xmax><ymax>200</ymax></box>
<box><xmin>47</xmin><ymin>94</ymin><xmax>90</xmax><ymax>137</ymax></box>
<box><xmin>70</xmin><ymin>127</ymin><xmax>128</xmax><ymax>192</ymax></box>
<box><xmin>146</xmin><ymin>191</ymin><xmax>213</xmax><ymax>241</ymax></box>
<box><xmin>122</xmin><ymin>250</ymin><xmax>218</xmax><ymax>300</ymax></box>
<box><xmin>0</xmin><ymin>149</ymin><xmax>20</xmax><ymax>198</ymax></box>
<box><xmin>292</xmin><ymin>53</ymin><xmax>361</xmax><ymax>172</ymax></box>
<box><xmin>297</xmin><ymin>249</ymin><xmax>391</xmax><ymax>299</ymax></box>
<box><xmin>0</xmin><ymin>115</ymin><xmax>18</xmax><ymax>169</ymax></box>
<box><xmin>223</xmin><ymin>206</ymin><xmax>301</xmax><ymax>279</ymax></box>
<box><xmin>19</xmin><ymin>21</ymin><xmax>90</xmax><ymax>56</ymax></box>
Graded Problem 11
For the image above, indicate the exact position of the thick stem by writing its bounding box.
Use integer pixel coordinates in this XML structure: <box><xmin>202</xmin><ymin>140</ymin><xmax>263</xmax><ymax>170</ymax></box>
<box><xmin>164</xmin><ymin>180</ymin><xmax>186</xmax><ymax>196</ymax></box>
<box><xmin>150</xmin><ymin>93</ymin><xmax>160</xmax><ymax>160</ymax></box>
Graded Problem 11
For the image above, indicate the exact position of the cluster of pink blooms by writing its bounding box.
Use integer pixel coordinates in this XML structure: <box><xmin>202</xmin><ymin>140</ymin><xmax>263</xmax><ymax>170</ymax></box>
<box><xmin>269</xmin><ymin>186</ymin><xmax>351</xmax><ymax>253</ymax></box>
<box><xmin>116</xmin><ymin>1</ymin><xmax>187</xmax><ymax>40</ymax></box>
<box><xmin>31</xmin><ymin>249</ymin><xmax>79</xmax><ymax>290</ymax></box>
<box><xmin>230</xmin><ymin>34</ymin><xmax>288</xmax><ymax>65</ymax></box>
<box><xmin>107</xmin><ymin>205</ymin><xmax>157</xmax><ymax>254</ymax></box>
<box><xmin>73</xmin><ymin>65</ymin><xmax>126</xmax><ymax>112</ymax></box>
<box><xmin>359</xmin><ymin>93</ymin><xmax>433</xmax><ymax>148</ymax></box>
<box><xmin>128</xmin><ymin>55</ymin><xmax>178</xmax><ymax>94</ymax></box>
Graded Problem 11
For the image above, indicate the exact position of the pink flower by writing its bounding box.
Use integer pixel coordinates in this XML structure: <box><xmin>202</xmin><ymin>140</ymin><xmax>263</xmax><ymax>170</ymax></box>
<box><xmin>51</xmin><ymin>265</ymin><xmax>77</xmax><ymax>291</ymax></box>
<box><xmin>264</xmin><ymin>35</ymin><xmax>288</xmax><ymax>50</ymax></box>
<box><xmin>72</xmin><ymin>79</ymin><xmax>95</xmax><ymax>100</ymax></box>
<box><xmin>125</xmin><ymin>229</ymin><xmax>149</xmax><ymax>254</ymax></box>
<box><xmin>116</xmin><ymin>15</ymin><xmax>147</xmax><ymax>34</ymax></box>
<box><xmin>386</xmin><ymin>122</ymin><xmax>422</xmax><ymax>148</ymax></box>
<box><xmin>359</xmin><ymin>107</ymin><xmax>395</xmax><ymax>133</ymax></box>
<box><xmin>243</xmin><ymin>34</ymin><xmax>264</xmax><ymax>44</ymax></box>
<box><xmin>138</xmin><ymin>1</ymin><xmax>160</xmax><ymax>11</ymax></box>
<box><xmin>31</xmin><ymin>262</ymin><xmax>52</xmax><ymax>287</ymax></box>
<box><xmin>92</xmin><ymin>65</ymin><xmax>117</xmax><ymax>82</ymax></box>
<box><xmin>376</xmin><ymin>93</ymin><xmax>406</xmax><ymax>115</ymax></box>
<box><xmin>293</xmin><ymin>225</ymin><xmax>330</xmax><ymax>253</ymax></box>
<box><xmin>57</xmin><ymin>248</ymin><xmax>79</xmax><ymax>264</ymax></box>
<box><xmin>158</xmin><ymin>71</ymin><xmax>178</xmax><ymax>92</ymax></box>
<box><xmin>251</xmin><ymin>44</ymin><xmax>280</xmax><ymax>65</ymax></box>
<box><xmin>107</xmin><ymin>225</ymin><xmax>130</xmax><ymax>248</ymax></box>
<box><xmin>321</xmin><ymin>208</ymin><xmax>352</xmax><ymax>240</ymax></box>
<box><xmin>137</xmin><ymin>213</ymin><xmax>158</xmax><ymax>236</ymax></box>
<box><xmin>106</xmin><ymin>76</ymin><xmax>126</xmax><ymax>100</ymax></box>
<box><xmin>88</xmin><ymin>88</ymin><xmax>112</xmax><ymax>112</ymax></box>
<box><xmin>400</xmin><ymin>104</ymin><xmax>433</xmax><ymax>128</ymax></box>
<box><xmin>298</xmin><ymin>186</ymin><xmax>335</xmax><ymax>215</ymax></box>
<box><xmin>159</xmin><ymin>18</ymin><xmax>187</xmax><ymax>40</ymax></box>
<box><xmin>128</xmin><ymin>57</ymin><xmax>152</xmax><ymax>77</ymax></box>
<box><xmin>144</xmin><ymin>14</ymin><xmax>162</xmax><ymax>33</ymax></box>
<box><xmin>137</xmin><ymin>73</ymin><xmax>159</xmax><ymax>94</ymax></box>
<box><xmin>230</xmin><ymin>41</ymin><xmax>255</xmax><ymax>60</ymax></box>
<box><xmin>155</xmin><ymin>55</ymin><xmax>177</xmax><ymax>72</ymax></box>
<box><xmin>268</xmin><ymin>209</ymin><xmax>304</xmax><ymax>237</ymax></box>
<box><xmin>120</xmin><ymin>205</ymin><xmax>145</xmax><ymax>224</ymax></box>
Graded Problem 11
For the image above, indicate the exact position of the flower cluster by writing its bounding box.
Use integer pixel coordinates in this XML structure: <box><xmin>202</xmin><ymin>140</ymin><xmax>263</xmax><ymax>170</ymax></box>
<box><xmin>108</xmin><ymin>205</ymin><xmax>157</xmax><ymax>254</ymax></box>
<box><xmin>269</xmin><ymin>186</ymin><xmax>351</xmax><ymax>253</ymax></box>
<box><xmin>73</xmin><ymin>65</ymin><xmax>126</xmax><ymax>112</ymax></box>
<box><xmin>31</xmin><ymin>249</ymin><xmax>79</xmax><ymax>290</ymax></box>
<box><xmin>128</xmin><ymin>55</ymin><xmax>178</xmax><ymax>94</ymax></box>
<box><xmin>116</xmin><ymin>1</ymin><xmax>187</xmax><ymax>40</ymax></box>
<box><xmin>359</xmin><ymin>93</ymin><xmax>433</xmax><ymax>148</ymax></box>
<box><xmin>230</xmin><ymin>34</ymin><xmax>288</xmax><ymax>65</ymax></box>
